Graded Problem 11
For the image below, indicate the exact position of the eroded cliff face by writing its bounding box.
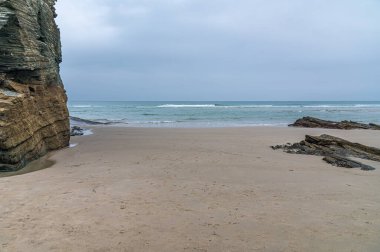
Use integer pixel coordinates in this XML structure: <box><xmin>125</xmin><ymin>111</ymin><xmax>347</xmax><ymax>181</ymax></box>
<box><xmin>0</xmin><ymin>0</ymin><xmax>69</xmax><ymax>171</ymax></box>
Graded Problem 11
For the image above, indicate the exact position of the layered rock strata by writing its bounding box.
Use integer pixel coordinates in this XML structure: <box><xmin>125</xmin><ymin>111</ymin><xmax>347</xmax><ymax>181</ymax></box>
<box><xmin>0</xmin><ymin>0</ymin><xmax>69</xmax><ymax>171</ymax></box>
<box><xmin>272</xmin><ymin>134</ymin><xmax>380</xmax><ymax>171</ymax></box>
<box><xmin>289</xmin><ymin>116</ymin><xmax>380</xmax><ymax>130</ymax></box>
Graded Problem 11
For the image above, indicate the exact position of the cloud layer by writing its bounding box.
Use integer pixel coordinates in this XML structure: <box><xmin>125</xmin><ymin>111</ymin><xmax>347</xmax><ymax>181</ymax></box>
<box><xmin>56</xmin><ymin>0</ymin><xmax>380</xmax><ymax>101</ymax></box>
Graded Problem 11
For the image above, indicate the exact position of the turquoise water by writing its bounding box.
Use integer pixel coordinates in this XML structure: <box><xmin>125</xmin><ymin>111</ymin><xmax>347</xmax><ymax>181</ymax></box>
<box><xmin>68</xmin><ymin>101</ymin><xmax>380</xmax><ymax>127</ymax></box>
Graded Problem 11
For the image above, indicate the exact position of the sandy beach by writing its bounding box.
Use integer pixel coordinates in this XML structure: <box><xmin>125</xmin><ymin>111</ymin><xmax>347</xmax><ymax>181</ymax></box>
<box><xmin>0</xmin><ymin>126</ymin><xmax>380</xmax><ymax>252</ymax></box>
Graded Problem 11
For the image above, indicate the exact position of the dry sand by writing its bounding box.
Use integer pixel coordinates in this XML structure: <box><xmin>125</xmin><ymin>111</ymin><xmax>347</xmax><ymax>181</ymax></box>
<box><xmin>0</xmin><ymin>127</ymin><xmax>380</xmax><ymax>252</ymax></box>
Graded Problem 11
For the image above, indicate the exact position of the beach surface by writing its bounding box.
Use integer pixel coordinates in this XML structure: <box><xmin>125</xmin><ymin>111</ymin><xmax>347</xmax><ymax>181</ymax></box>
<box><xmin>1</xmin><ymin>127</ymin><xmax>380</xmax><ymax>252</ymax></box>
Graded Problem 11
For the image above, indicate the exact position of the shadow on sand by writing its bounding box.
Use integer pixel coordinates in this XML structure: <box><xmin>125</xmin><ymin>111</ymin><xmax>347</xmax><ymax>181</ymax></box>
<box><xmin>0</xmin><ymin>154</ymin><xmax>56</xmax><ymax>178</ymax></box>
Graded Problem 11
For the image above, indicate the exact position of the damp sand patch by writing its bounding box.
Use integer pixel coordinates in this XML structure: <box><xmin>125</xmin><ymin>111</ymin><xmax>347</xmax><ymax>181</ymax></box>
<box><xmin>0</xmin><ymin>154</ymin><xmax>56</xmax><ymax>178</ymax></box>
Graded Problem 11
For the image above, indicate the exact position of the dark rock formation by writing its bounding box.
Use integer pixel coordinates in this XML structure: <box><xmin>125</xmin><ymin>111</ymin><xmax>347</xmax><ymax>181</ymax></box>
<box><xmin>70</xmin><ymin>126</ymin><xmax>84</xmax><ymax>136</ymax></box>
<box><xmin>289</xmin><ymin>116</ymin><xmax>380</xmax><ymax>130</ymax></box>
<box><xmin>0</xmin><ymin>0</ymin><xmax>69</xmax><ymax>172</ymax></box>
<box><xmin>322</xmin><ymin>155</ymin><xmax>374</xmax><ymax>171</ymax></box>
<box><xmin>70</xmin><ymin>116</ymin><xmax>111</xmax><ymax>125</ymax></box>
<box><xmin>272</xmin><ymin>134</ymin><xmax>380</xmax><ymax>170</ymax></box>
<box><xmin>0</xmin><ymin>0</ymin><xmax>62</xmax><ymax>85</ymax></box>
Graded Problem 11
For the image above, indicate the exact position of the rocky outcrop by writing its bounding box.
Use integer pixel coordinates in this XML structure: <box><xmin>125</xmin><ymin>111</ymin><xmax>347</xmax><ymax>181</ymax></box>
<box><xmin>70</xmin><ymin>126</ymin><xmax>84</xmax><ymax>136</ymax></box>
<box><xmin>70</xmin><ymin>116</ymin><xmax>111</xmax><ymax>125</ymax></box>
<box><xmin>0</xmin><ymin>0</ymin><xmax>69</xmax><ymax>171</ymax></box>
<box><xmin>272</xmin><ymin>134</ymin><xmax>380</xmax><ymax>170</ymax></box>
<box><xmin>0</xmin><ymin>0</ymin><xmax>62</xmax><ymax>85</ymax></box>
<box><xmin>289</xmin><ymin>116</ymin><xmax>380</xmax><ymax>130</ymax></box>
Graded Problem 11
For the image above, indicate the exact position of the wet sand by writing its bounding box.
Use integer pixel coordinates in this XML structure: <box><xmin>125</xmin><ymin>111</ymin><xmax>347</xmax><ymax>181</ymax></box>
<box><xmin>0</xmin><ymin>127</ymin><xmax>380</xmax><ymax>251</ymax></box>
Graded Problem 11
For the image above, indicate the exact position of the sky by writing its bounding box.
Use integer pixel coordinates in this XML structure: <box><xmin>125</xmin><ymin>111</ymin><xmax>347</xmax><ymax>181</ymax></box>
<box><xmin>55</xmin><ymin>0</ymin><xmax>380</xmax><ymax>101</ymax></box>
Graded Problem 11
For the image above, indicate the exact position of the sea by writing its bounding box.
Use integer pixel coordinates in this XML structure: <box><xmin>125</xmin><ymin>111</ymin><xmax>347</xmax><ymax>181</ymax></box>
<box><xmin>68</xmin><ymin>101</ymin><xmax>380</xmax><ymax>128</ymax></box>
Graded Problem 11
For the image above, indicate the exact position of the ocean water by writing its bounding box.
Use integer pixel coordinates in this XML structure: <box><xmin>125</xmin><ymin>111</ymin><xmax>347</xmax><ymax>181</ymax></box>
<box><xmin>68</xmin><ymin>101</ymin><xmax>380</xmax><ymax>127</ymax></box>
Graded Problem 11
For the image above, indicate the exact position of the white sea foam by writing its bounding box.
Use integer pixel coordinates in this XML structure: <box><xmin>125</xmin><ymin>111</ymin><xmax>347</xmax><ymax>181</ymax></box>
<box><xmin>157</xmin><ymin>104</ymin><xmax>302</xmax><ymax>108</ymax></box>
<box><xmin>70</xmin><ymin>105</ymin><xmax>104</xmax><ymax>108</ymax></box>
<box><xmin>114</xmin><ymin>121</ymin><xmax>177</xmax><ymax>127</ymax></box>
<box><xmin>220</xmin><ymin>105</ymin><xmax>275</xmax><ymax>108</ymax></box>
<box><xmin>156</xmin><ymin>104</ymin><xmax>375</xmax><ymax>109</ymax></box>
<box><xmin>302</xmin><ymin>105</ymin><xmax>356</xmax><ymax>108</ymax></box>
<box><xmin>157</xmin><ymin>104</ymin><xmax>216</xmax><ymax>108</ymax></box>
<box><xmin>143</xmin><ymin>121</ymin><xmax>177</xmax><ymax>124</ymax></box>
<box><xmin>353</xmin><ymin>104</ymin><xmax>380</xmax><ymax>107</ymax></box>
<box><xmin>223</xmin><ymin>105</ymin><xmax>300</xmax><ymax>108</ymax></box>
<box><xmin>83</xmin><ymin>129</ymin><xmax>93</xmax><ymax>136</ymax></box>
<box><xmin>71</xmin><ymin>105</ymin><xmax>92</xmax><ymax>108</ymax></box>
<box><xmin>302</xmin><ymin>104</ymin><xmax>380</xmax><ymax>108</ymax></box>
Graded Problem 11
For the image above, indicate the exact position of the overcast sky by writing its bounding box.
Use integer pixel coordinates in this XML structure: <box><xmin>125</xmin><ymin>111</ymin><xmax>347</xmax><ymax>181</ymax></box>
<box><xmin>56</xmin><ymin>0</ymin><xmax>380</xmax><ymax>101</ymax></box>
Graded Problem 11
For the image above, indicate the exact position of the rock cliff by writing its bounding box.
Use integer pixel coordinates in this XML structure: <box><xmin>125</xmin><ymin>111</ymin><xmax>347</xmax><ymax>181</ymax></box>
<box><xmin>0</xmin><ymin>0</ymin><xmax>69</xmax><ymax>171</ymax></box>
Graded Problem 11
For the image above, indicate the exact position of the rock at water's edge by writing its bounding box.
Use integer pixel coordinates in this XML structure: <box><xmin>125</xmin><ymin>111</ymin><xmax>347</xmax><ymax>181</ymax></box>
<box><xmin>0</xmin><ymin>0</ymin><xmax>69</xmax><ymax>172</ymax></box>
<box><xmin>289</xmin><ymin>116</ymin><xmax>380</xmax><ymax>130</ymax></box>
<box><xmin>71</xmin><ymin>126</ymin><xmax>84</xmax><ymax>136</ymax></box>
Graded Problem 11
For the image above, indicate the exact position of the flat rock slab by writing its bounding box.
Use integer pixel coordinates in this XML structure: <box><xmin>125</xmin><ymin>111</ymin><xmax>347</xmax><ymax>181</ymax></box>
<box><xmin>289</xmin><ymin>116</ymin><xmax>380</xmax><ymax>130</ymax></box>
<box><xmin>272</xmin><ymin>134</ymin><xmax>380</xmax><ymax>170</ymax></box>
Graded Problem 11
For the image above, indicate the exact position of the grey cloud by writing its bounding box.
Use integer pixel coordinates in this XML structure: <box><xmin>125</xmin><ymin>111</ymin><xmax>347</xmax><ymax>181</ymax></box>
<box><xmin>56</xmin><ymin>0</ymin><xmax>380</xmax><ymax>101</ymax></box>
